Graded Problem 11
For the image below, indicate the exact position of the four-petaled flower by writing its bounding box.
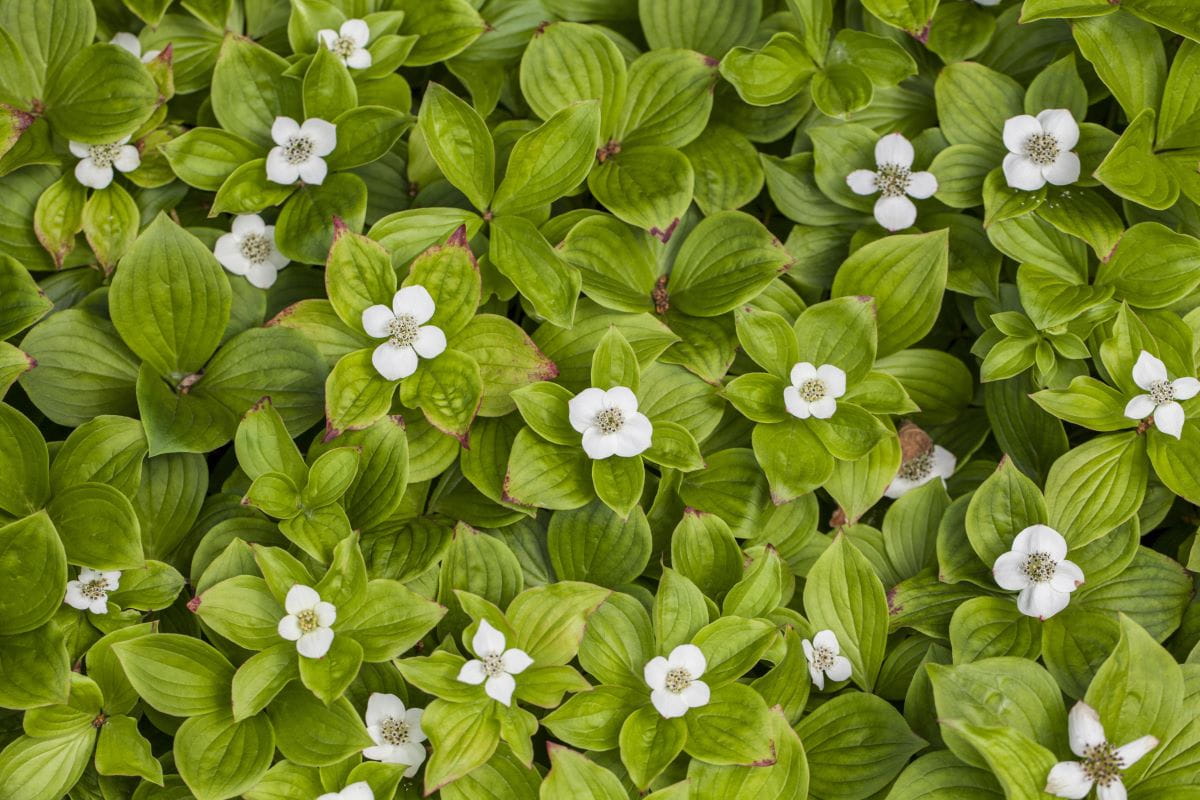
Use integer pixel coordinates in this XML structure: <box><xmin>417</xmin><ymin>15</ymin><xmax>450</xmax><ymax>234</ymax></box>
<box><xmin>568</xmin><ymin>386</ymin><xmax>653</xmax><ymax>459</ymax></box>
<box><xmin>318</xmin><ymin>19</ymin><xmax>373</xmax><ymax>69</ymax></box>
<box><xmin>992</xmin><ymin>524</ymin><xmax>1083</xmax><ymax>619</ymax></box>
<box><xmin>846</xmin><ymin>133</ymin><xmax>938</xmax><ymax>231</ymax></box>
<box><xmin>644</xmin><ymin>643</ymin><xmax>710</xmax><ymax>719</ymax></box>
<box><xmin>802</xmin><ymin>629</ymin><xmax>852</xmax><ymax>690</ymax></box>
<box><xmin>456</xmin><ymin>619</ymin><xmax>533</xmax><ymax>706</ymax></box>
<box><xmin>277</xmin><ymin>584</ymin><xmax>336</xmax><ymax>658</ymax></box>
<box><xmin>318</xmin><ymin>782</ymin><xmax>374</xmax><ymax>800</ymax></box>
<box><xmin>1046</xmin><ymin>701</ymin><xmax>1158</xmax><ymax>800</ymax></box>
<box><xmin>64</xmin><ymin>568</ymin><xmax>120</xmax><ymax>615</ymax></box>
<box><xmin>266</xmin><ymin>116</ymin><xmax>337</xmax><ymax>186</ymax></box>
<box><xmin>885</xmin><ymin>444</ymin><xmax>957</xmax><ymax>499</ymax></box>
<box><xmin>1002</xmin><ymin>109</ymin><xmax>1081</xmax><ymax>191</ymax></box>
<box><xmin>213</xmin><ymin>214</ymin><xmax>291</xmax><ymax>289</ymax></box>
<box><xmin>362</xmin><ymin>286</ymin><xmax>447</xmax><ymax>381</ymax></box>
<box><xmin>784</xmin><ymin>362</ymin><xmax>846</xmax><ymax>420</ymax></box>
<box><xmin>70</xmin><ymin>136</ymin><xmax>140</xmax><ymax>190</ymax></box>
<box><xmin>362</xmin><ymin>692</ymin><xmax>426</xmax><ymax>777</ymax></box>
<box><xmin>1123</xmin><ymin>350</ymin><xmax>1200</xmax><ymax>440</ymax></box>
<box><xmin>110</xmin><ymin>32</ymin><xmax>160</xmax><ymax>62</ymax></box>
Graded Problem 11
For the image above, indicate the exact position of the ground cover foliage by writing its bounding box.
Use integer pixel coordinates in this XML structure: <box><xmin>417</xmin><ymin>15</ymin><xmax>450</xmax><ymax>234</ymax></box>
<box><xmin>1</xmin><ymin>0</ymin><xmax>1200</xmax><ymax>798</ymax></box>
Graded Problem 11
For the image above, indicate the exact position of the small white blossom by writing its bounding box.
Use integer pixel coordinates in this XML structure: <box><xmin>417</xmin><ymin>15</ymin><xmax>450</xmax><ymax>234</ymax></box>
<box><xmin>567</xmin><ymin>386</ymin><xmax>654</xmax><ymax>459</ymax></box>
<box><xmin>644</xmin><ymin>644</ymin><xmax>710</xmax><ymax>719</ymax></box>
<box><xmin>64</xmin><ymin>568</ymin><xmax>120</xmax><ymax>614</ymax></box>
<box><xmin>318</xmin><ymin>19</ymin><xmax>373</xmax><ymax>69</ymax></box>
<box><xmin>885</xmin><ymin>445</ymin><xmax>956</xmax><ymax>499</ymax></box>
<box><xmin>266</xmin><ymin>116</ymin><xmax>336</xmax><ymax>186</ymax></box>
<box><xmin>362</xmin><ymin>693</ymin><xmax>426</xmax><ymax>777</ymax></box>
<box><xmin>802</xmin><ymin>629</ymin><xmax>852</xmax><ymax>690</ymax></box>
<box><xmin>1046</xmin><ymin>701</ymin><xmax>1158</xmax><ymax>800</ymax></box>
<box><xmin>318</xmin><ymin>782</ymin><xmax>373</xmax><ymax>800</ymax></box>
<box><xmin>1002</xmin><ymin>109</ymin><xmax>1081</xmax><ymax>191</ymax></box>
<box><xmin>784</xmin><ymin>362</ymin><xmax>845</xmax><ymax>420</ymax></box>
<box><xmin>992</xmin><ymin>525</ymin><xmax>1083</xmax><ymax>620</ymax></box>
<box><xmin>69</xmin><ymin>136</ymin><xmax>139</xmax><ymax>189</ymax></box>
<box><xmin>1123</xmin><ymin>350</ymin><xmax>1200</xmax><ymax>440</ymax></box>
<box><xmin>846</xmin><ymin>133</ymin><xmax>938</xmax><ymax>231</ymax></box>
<box><xmin>213</xmin><ymin>214</ymin><xmax>290</xmax><ymax>289</ymax></box>
<box><xmin>110</xmin><ymin>32</ymin><xmax>160</xmax><ymax>62</ymax></box>
<box><xmin>456</xmin><ymin>619</ymin><xmax>533</xmax><ymax>706</ymax></box>
<box><xmin>276</xmin><ymin>585</ymin><xmax>336</xmax><ymax>658</ymax></box>
<box><xmin>362</xmin><ymin>286</ymin><xmax>447</xmax><ymax>381</ymax></box>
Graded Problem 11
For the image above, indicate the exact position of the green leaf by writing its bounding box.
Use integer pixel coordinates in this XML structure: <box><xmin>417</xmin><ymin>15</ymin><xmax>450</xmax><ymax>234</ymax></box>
<box><xmin>592</xmin><ymin>455</ymin><xmax>646</xmax><ymax>519</ymax></box>
<box><xmin>406</xmin><ymin>231</ymin><xmax>481</xmax><ymax>338</ymax></box>
<box><xmin>639</xmin><ymin>0</ymin><xmax>760</xmax><ymax>58</ymax></box>
<box><xmin>0</xmin><ymin>730</ymin><xmax>95</xmax><ymax>800</ymax></box>
<box><xmin>1044</xmin><ymin>433</ymin><xmax>1147</xmax><ymax>548</ymax></box>
<box><xmin>275</xmin><ymin>174</ymin><xmax>368</xmax><ymax>265</ymax></box>
<box><xmin>548</xmin><ymin>501</ymin><xmax>651</xmax><ymax>587</ymax></box>
<box><xmin>44</xmin><ymin>44</ymin><xmax>158</xmax><ymax>142</ymax></box>
<box><xmin>1096</xmin><ymin>222</ymin><xmax>1200</xmax><ymax>309</ymax></box>
<box><xmin>267</xmin><ymin>683</ymin><xmax>372</xmax><ymax>766</ymax></box>
<box><xmin>302</xmin><ymin>45</ymin><xmax>355</xmax><ymax>121</ymax></box>
<box><xmin>669</xmin><ymin>211</ymin><xmax>792</xmax><ymax>317</ymax></box>
<box><xmin>720</xmin><ymin>32</ymin><xmax>815</xmax><ymax>107</ymax></box>
<box><xmin>95</xmin><ymin>714</ymin><xmax>162</xmax><ymax>783</ymax></box>
<box><xmin>211</xmin><ymin>35</ymin><xmax>301</xmax><ymax>148</ymax></box>
<box><xmin>112</xmin><ymin>633</ymin><xmax>235</xmax><ymax>717</ymax></box>
<box><xmin>490</xmin><ymin>214</ymin><xmax>582</xmax><ymax>328</ymax></box>
<box><xmin>396</xmin><ymin>0</ymin><xmax>486</xmax><ymax>67</ymax></box>
<box><xmin>620</xmin><ymin>49</ymin><xmax>717</xmax><ymax>148</ymax></box>
<box><xmin>0</xmin><ymin>403</ymin><xmax>48</xmax><ymax>515</ymax></box>
<box><xmin>324</xmin><ymin>350</ymin><xmax>396</xmax><ymax>436</ymax></box>
<box><xmin>418</xmin><ymin>82</ymin><xmax>494</xmax><ymax>212</ymax></box>
<box><xmin>684</xmin><ymin>682</ymin><xmax>774</xmax><ymax>765</ymax></box>
<box><xmin>938</xmin><ymin>721</ymin><xmax>1058</xmax><ymax>800</ymax></box>
<box><xmin>48</xmin><ymin>482</ymin><xmax>143</xmax><ymax>570</ymax></box>
<box><xmin>508</xmin><ymin>581</ymin><xmax>610</xmax><ymax>666</ymax></box>
<box><xmin>298</xmin><ymin>634</ymin><xmax>363</xmax><ymax>705</ymax></box>
<box><xmin>619</xmin><ymin>705</ymin><xmax>686</xmax><ymax>790</ymax></box>
<box><xmin>82</xmin><ymin>183</ymin><xmax>139</xmax><ymax>269</ymax></box>
<box><xmin>1094</xmin><ymin>109</ymin><xmax>1179</xmax><ymax>210</ymax></box>
<box><xmin>162</xmin><ymin>127</ymin><xmax>261</xmax><ymax>191</ymax></box>
<box><xmin>520</xmin><ymin>21</ymin><xmax>626</xmax><ymax>139</ymax></box>
<box><xmin>492</xmin><ymin>101</ymin><xmax>601</xmax><ymax>216</ymax></box>
<box><xmin>0</xmin><ymin>621</ymin><xmax>70</xmax><ymax>708</ymax></box>
<box><xmin>934</xmin><ymin>62</ymin><xmax>1024</xmax><ymax>153</ymax></box>
<box><xmin>587</xmin><ymin>145</ymin><xmax>695</xmax><ymax>239</ymax></box>
<box><xmin>175</xmin><ymin>710</ymin><xmax>275</xmax><ymax>800</ymax></box>
<box><xmin>422</xmin><ymin>698</ymin><xmax>501</xmax><ymax>794</ymax></box>
<box><xmin>965</xmin><ymin>459</ymin><xmax>1047</xmax><ymax>567</ymax></box>
<box><xmin>542</xmin><ymin>745</ymin><xmax>625</xmax><ymax>800</ymax></box>
<box><xmin>1073</xmin><ymin>11</ymin><xmax>1165</xmax><ymax>120</ymax></box>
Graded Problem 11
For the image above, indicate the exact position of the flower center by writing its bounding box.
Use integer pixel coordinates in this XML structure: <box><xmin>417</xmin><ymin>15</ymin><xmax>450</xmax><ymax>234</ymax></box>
<box><xmin>664</xmin><ymin>667</ymin><xmax>692</xmax><ymax>694</ymax></box>
<box><xmin>1023</xmin><ymin>133</ymin><xmax>1060</xmax><ymax>166</ymax></box>
<box><xmin>239</xmin><ymin>233</ymin><xmax>272</xmax><ymax>264</ymax></box>
<box><xmin>387</xmin><ymin>314</ymin><xmax>419</xmax><ymax>348</ymax></box>
<box><xmin>811</xmin><ymin>646</ymin><xmax>836</xmax><ymax>670</ymax></box>
<box><xmin>87</xmin><ymin>143</ymin><xmax>122</xmax><ymax>168</ymax></box>
<box><xmin>897</xmin><ymin>449</ymin><xmax>934</xmax><ymax>482</ymax></box>
<box><xmin>295</xmin><ymin>609</ymin><xmax>319</xmax><ymax>633</ymax></box>
<box><xmin>799</xmin><ymin>378</ymin><xmax>827</xmax><ymax>403</ymax></box>
<box><xmin>876</xmin><ymin>163</ymin><xmax>911</xmax><ymax>198</ymax></box>
<box><xmin>1022</xmin><ymin>552</ymin><xmax>1057</xmax><ymax>583</ymax></box>
<box><xmin>330</xmin><ymin>35</ymin><xmax>358</xmax><ymax>58</ymax></box>
<box><xmin>481</xmin><ymin>653</ymin><xmax>505</xmax><ymax>678</ymax></box>
<box><xmin>283</xmin><ymin>135</ymin><xmax>314</xmax><ymax>165</ymax></box>
<box><xmin>1149</xmin><ymin>380</ymin><xmax>1174</xmax><ymax>405</ymax></box>
<box><xmin>81</xmin><ymin>579</ymin><xmax>108</xmax><ymax>600</ymax></box>
<box><xmin>1081</xmin><ymin>742</ymin><xmax>1123</xmax><ymax>787</ymax></box>
<box><xmin>593</xmin><ymin>407</ymin><xmax>624</xmax><ymax>435</ymax></box>
<box><xmin>379</xmin><ymin>717</ymin><xmax>411</xmax><ymax>746</ymax></box>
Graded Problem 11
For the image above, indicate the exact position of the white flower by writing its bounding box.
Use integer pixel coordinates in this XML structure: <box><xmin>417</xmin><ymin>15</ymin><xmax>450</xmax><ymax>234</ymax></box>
<box><xmin>846</xmin><ymin>133</ymin><xmax>938</xmax><ymax>231</ymax></box>
<box><xmin>885</xmin><ymin>445</ymin><xmax>957</xmax><ymax>499</ymax></box>
<box><xmin>361</xmin><ymin>286</ymin><xmax>447</xmax><ymax>381</ymax></box>
<box><xmin>213</xmin><ymin>214</ymin><xmax>290</xmax><ymax>289</ymax></box>
<box><xmin>456</xmin><ymin>619</ymin><xmax>533</xmax><ymax>706</ymax></box>
<box><xmin>318</xmin><ymin>782</ymin><xmax>373</xmax><ymax>800</ymax></box>
<box><xmin>69</xmin><ymin>136</ymin><xmax>139</xmax><ymax>189</ymax></box>
<box><xmin>783</xmin><ymin>362</ymin><xmax>846</xmax><ymax>419</ymax></box>
<box><xmin>318</xmin><ymin>19</ymin><xmax>373</xmax><ymax>69</ymax></box>
<box><xmin>802</xmin><ymin>629</ymin><xmax>852</xmax><ymax>690</ymax></box>
<box><xmin>992</xmin><ymin>525</ymin><xmax>1084</xmax><ymax>620</ymax></box>
<box><xmin>567</xmin><ymin>386</ymin><xmax>654</xmax><ymax>459</ymax></box>
<box><xmin>64</xmin><ymin>568</ymin><xmax>120</xmax><ymax>614</ymax></box>
<box><xmin>110</xmin><ymin>32</ymin><xmax>160</xmax><ymax>62</ymax></box>
<box><xmin>643</xmin><ymin>644</ymin><xmax>710</xmax><ymax>719</ymax></box>
<box><xmin>276</xmin><ymin>584</ymin><xmax>336</xmax><ymax>658</ymax></box>
<box><xmin>266</xmin><ymin>116</ymin><xmax>336</xmax><ymax>186</ymax></box>
<box><xmin>362</xmin><ymin>693</ymin><xmax>426</xmax><ymax>777</ymax></box>
<box><xmin>1045</xmin><ymin>701</ymin><xmax>1158</xmax><ymax>800</ymax></box>
<box><xmin>1123</xmin><ymin>350</ymin><xmax>1200</xmax><ymax>440</ymax></box>
<box><xmin>1002</xmin><ymin>109</ymin><xmax>1081</xmax><ymax>191</ymax></box>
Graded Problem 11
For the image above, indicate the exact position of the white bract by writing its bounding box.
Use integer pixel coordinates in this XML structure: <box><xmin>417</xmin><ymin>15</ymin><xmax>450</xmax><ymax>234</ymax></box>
<box><xmin>213</xmin><ymin>214</ymin><xmax>290</xmax><ymax>289</ymax></box>
<box><xmin>784</xmin><ymin>362</ymin><xmax>846</xmax><ymax>420</ymax></box>
<box><xmin>885</xmin><ymin>445</ymin><xmax>957</xmax><ymax>498</ymax></box>
<box><xmin>70</xmin><ymin>136</ymin><xmax>139</xmax><ymax>189</ymax></box>
<box><xmin>318</xmin><ymin>19</ymin><xmax>373</xmax><ymax>69</ymax></box>
<box><xmin>362</xmin><ymin>693</ymin><xmax>426</xmax><ymax>777</ymax></box>
<box><xmin>846</xmin><ymin>133</ymin><xmax>938</xmax><ymax>231</ymax></box>
<box><xmin>644</xmin><ymin>644</ymin><xmax>710</xmax><ymax>719</ymax></box>
<box><xmin>993</xmin><ymin>525</ymin><xmax>1083</xmax><ymax>619</ymax></box>
<box><xmin>456</xmin><ymin>619</ymin><xmax>533</xmax><ymax>706</ymax></box>
<box><xmin>276</xmin><ymin>585</ymin><xmax>336</xmax><ymax>658</ymax></box>
<box><xmin>568</xmin><ymin>386</ymin><xmax>653</xmax><ymax>459</ymax></box>
<box><xmin>362</xmin><ymin>286</ymin><xmax>447</xmax><ymax>381</ymax></box>
<box><xmin>110</xmin><ymin>32</ymin><xmax>160</xmax><ymax>62</ymax></box>
<box><xmin>1002</xmin><ymin>109</ymin><xmax>1081</xmax><ymax>191</ymax></box>
<box><xmin>1045</xmin><ymin>701</ymin><xmax>1158</xmax><ymax>800</ymax></box>
<box><xmin>802</xmin><ymin>629</ymin><xmax>852</xmax><ymax>690</ymax></box>
<box><xmin>266</xmin><ymin>116</ymin><xmax>336</xmax><ymax>186</ymax></box>
<box><xmin>318</xmin><ymin>782</ymin><xmax>373</xmax><ymax>800</ymax></box>
<box><xmin>1123</xmin><ymin>350</ymin><xmax>1200</xmax><ymax>440</ymax></box>
<box><xmin>63</xmin><ymin>568</ymin><xmax>120</xmax><ymax>615</ymax></box>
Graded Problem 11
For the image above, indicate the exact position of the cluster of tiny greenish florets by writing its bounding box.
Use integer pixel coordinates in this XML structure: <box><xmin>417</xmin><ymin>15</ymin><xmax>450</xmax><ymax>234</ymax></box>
<box><xmin>898</xmin><ymin>449</ymin><xmax>934</xmax><ymax>481</ymax></box>
<box><xmin>1149</xmin><ymin>380</ymin><xmax>1175</xmax><ymax>404</ymax></box>
<box><xmin>295</xmin><ymin>608</ymin><xmax>318</xmax><ymax>632</ymax></box>
<box><xmin>799</xmin><ymin>378</ymin><xmax>827</xmax><ymax>402</ymax></box>
<box><xmin>811</xmin><ymin>645</ymin><xmax>835</xmax><ymax>670</ymax></box>
<box><xmin>81</xmin><ymin>579</ymin><xmax>107</xmax><ymax>600</ymax></box>
<box><xmin>1023</xmin><ymin>133</ymin><xmax>1060</xmax><ymax>166</ymax></box>
<box><xmin>380</xmin><ymin>717</ymin><xmax>412</xmax><ymax>746</ymax></box>
<box><xmin>1022</xmin><ymin>552</ymin><xmax>1057</xmax><ymax>582</ymax></box>
<box><xmin>88</xmin><ymin>143</ymin><xmax>122</xmax><ymax>167</ymax></box>
<box><xmin>875</xmin><ymin>163</ymin><xmax>911</xmax><ymax>197</ymax></box>
<box><xmin>1081</xmin><ymin>742</ymin><xmax>1123</xmax><ymax>787</ymax></box>
<box><xmin>331</xmin><ymin>35</ymin><xmax>357</xmax><ymax>58</ymax></box>
<box><xmin>239</xmin><ymin>234</ymin><xmax>272</xmax><ymax>264</ymax></box>
<box><xmin>482</xmin><ymin>653</ymin><xmax>505</xmax><ymax>677</ymax></box>
<box><xmin>664</xmin><ymin>667</ymin><xmax>692</xmax><ymax>694</ymax></box>
<box><xmin>387</xmin><ymin>314</ymin><xmax>419</xmax><ymax>348</ymax></box>
<box><xmin>594</xmin><ymin>407</ymin><xmax>625</xmax><ymax>434</ymax></box>
<box><xmin>283</xmin><ymin>136</ymin><xmax>314</xmax><ymax>164</ymax></box>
